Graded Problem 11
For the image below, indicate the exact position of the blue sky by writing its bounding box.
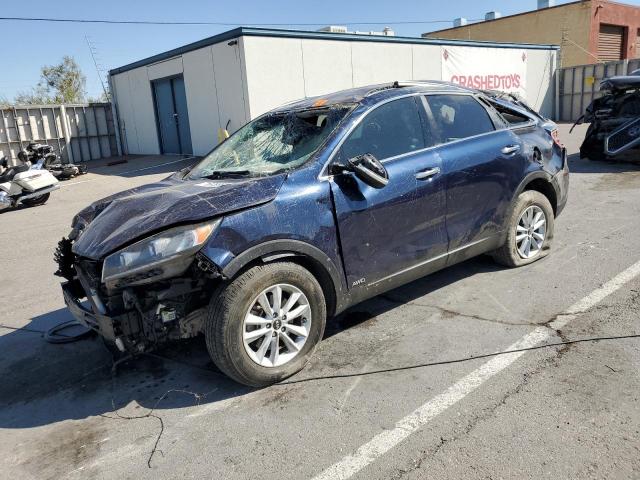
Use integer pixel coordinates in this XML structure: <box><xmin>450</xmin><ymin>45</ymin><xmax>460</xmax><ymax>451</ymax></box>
<box><xmin>1</xmin><ymin>0</ymin><xmax>638</xmax><ymax>100</ymax></box>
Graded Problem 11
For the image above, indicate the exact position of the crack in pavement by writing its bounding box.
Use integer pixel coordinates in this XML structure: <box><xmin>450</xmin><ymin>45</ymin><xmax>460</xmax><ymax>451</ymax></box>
<box><xmin>379</xmin><ymin>294</ymin><xmax>538</xmax><ymax>327</ymax></box>
<box><xmin>390</xmin><ymin>330</ymin><xmax>571</xmax><ymax>479</ymax></box>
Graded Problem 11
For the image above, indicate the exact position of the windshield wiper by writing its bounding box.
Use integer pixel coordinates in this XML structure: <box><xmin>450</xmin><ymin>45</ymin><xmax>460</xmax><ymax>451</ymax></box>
<box><xmin>200</xmin><ymin>170</ymin><xmax>252</xmax><ymax>179</ymax></box>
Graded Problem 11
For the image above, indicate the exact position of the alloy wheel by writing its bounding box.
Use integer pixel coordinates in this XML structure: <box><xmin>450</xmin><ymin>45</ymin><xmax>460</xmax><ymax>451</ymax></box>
<box><xmin>516</xmin><ymin>205</ymin><xmax>546</xmax><ymax>259</ymax></box>
<box><xmin>242</xmin><ymin>283</ymin><xmax>312</xmax><ymax>367</ymax></box>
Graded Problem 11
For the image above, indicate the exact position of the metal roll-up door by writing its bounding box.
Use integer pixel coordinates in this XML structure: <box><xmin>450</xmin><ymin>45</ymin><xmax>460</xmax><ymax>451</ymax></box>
<box><xmin>598</xmin><ymin>24</ymin><xmax>624</xmax><ymax>62</ymax></box>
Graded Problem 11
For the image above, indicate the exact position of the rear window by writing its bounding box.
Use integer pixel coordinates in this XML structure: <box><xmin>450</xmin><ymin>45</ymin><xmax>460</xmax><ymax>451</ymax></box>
<box><xmin>426</xmin><ymin>94</ymin><xmax>495</xmax><ymax>144</ymax></box>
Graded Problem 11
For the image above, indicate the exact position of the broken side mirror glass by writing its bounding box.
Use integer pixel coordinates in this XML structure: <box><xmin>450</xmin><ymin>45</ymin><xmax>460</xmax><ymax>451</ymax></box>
<box><xmin>344</xmin><ymin>153</ymin><xmax>389</xmax><ymax>189</ymax></box>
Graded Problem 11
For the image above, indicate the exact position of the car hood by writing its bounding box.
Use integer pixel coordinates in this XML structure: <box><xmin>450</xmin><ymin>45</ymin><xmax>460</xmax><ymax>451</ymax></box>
<box><xmin>600</xmin><ymin>76</ymin><xmax>640</xmax><ymax>92</ymax></box>
<box><xmin>72</xmin><ymin>173</ymin><xmax>286</xmax><ymax>260</ymax></box>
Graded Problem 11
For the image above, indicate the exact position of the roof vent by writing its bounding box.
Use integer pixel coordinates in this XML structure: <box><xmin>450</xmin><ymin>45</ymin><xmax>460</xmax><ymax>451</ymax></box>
<box><xmin>537</xmin><ymin>0</ymin><xmax>556</xmax><ymax>9</ymax></box>
<box><xmin>317</xmin><ymin>25</ymin><xmax>348</xmax><ymax>33</ymax></box>
<box><xmin>485</xmin><ymin>11</ymin><xmax>502</xmax><ymax>20</ymax></box>
<box><xmin>453</xmin><ymin>17</ymin><xmax>468</xmax><ymax>27</ymax></box>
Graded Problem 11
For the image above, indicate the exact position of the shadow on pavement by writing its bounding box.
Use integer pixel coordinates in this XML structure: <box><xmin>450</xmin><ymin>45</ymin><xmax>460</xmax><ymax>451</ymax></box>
<box><xmin>325</xmin><ymin>254</ymin><xmax>504</xmax><ymax>338</ymax></box>
<box><xmin>79</xmin><ymin>154</ymin><xmax>199</xmax><ymax>180</ymax></box>
<box><xmin>568</xmin><ymin>152</ymin><xmax>640</xmax><ymax>174</ymax></box>
<box><xmin>0</xmin><ymin>255</ymin><xmax>501</xmax><ymax>429</ymax></box>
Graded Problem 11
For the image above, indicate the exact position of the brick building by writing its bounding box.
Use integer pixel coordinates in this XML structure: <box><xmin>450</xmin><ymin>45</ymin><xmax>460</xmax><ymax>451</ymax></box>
<box><xmin>423</xmin><ymin>0</ymin><xmax>640</xmax><ymax>67</ymax></box>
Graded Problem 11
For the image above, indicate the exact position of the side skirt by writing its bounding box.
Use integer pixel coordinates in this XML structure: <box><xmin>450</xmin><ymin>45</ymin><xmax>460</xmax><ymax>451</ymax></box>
<box><xmin>341</xmin><ymin>234</ymin><xmax>503</xmax><ymax>310</ymax></box>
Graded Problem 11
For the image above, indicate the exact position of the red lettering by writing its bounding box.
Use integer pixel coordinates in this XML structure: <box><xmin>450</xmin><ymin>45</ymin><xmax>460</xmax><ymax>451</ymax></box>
<box><xmin>448</xmin><ymin>72</ymin><xmax>522</xmax><ymax>91</ymax></box>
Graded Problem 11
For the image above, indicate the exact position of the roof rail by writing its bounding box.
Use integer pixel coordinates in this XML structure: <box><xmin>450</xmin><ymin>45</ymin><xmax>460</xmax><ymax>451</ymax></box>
<box><xmin>364</xmin><ymin>80</ymin><xmax>471</xmax><ymax>97</ymax></box>
<box><xmin>363</xmin><ymin>83</ymin><xmax>398</xmax><ymax>97</ymax></box>
<box><xmin>395</xmin><ymin>80</ymin><xmax>471</xmax><ymax>91</ymax></box>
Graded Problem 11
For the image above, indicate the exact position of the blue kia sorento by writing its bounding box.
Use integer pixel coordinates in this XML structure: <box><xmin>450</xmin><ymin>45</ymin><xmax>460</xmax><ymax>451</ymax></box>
<box><xmin>56</xmin><ymin>81</ymin><xmax>569</xmax><ymax>386</ymax></box>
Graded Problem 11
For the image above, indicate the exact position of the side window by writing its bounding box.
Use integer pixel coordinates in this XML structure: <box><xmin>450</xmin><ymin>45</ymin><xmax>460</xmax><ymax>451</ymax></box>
<box><xmin>488</xmin><ymin>101</ymin><xmax>532</xmax><ymax>126</ymax></box>
<box><xmin>338</xmin><ymin>97</ymin><xmax>426</xmax><ymax>161</ymax></box>
<box><xmin>426</xmin><ymin>95</ymin><xmax>496</xmax><ymax>144</ymax></box>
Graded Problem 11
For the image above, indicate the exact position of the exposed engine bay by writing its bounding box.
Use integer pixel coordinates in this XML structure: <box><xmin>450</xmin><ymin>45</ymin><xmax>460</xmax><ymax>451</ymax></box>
<box><xmin>577</xmin><ymin>76</ymin><xmax>640</xmax><ymax>160</ymax></box>
<box><xmin>54</xmin><ymin>235</ymin><xmax>222</xmax><ymax>354</ymax></box>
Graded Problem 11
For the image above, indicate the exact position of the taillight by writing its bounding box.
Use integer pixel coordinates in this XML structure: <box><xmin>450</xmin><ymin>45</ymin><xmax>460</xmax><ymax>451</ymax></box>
<box><xmin>551</xmin><ymin>129</ymin><xmax>564</xmax><ymax>148</ymax></box>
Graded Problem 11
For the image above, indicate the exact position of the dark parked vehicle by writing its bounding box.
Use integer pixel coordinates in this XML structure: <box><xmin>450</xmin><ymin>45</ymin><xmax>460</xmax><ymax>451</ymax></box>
<box><xmin>578</xmin><ymin>76</ymin><xmax>640</xmax><ymax>159</ymax></box>
<box><xmin>56</xmin><ymin>81</ymin><xmax>569</xmax><ymax>386</ymax></box>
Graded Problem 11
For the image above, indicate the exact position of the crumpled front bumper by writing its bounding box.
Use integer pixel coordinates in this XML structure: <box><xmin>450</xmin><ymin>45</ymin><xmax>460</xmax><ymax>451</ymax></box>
<box><xmin>61</xmin><ymin>281</ymin><xmax>117</xmax><ymax>341</ymax></box>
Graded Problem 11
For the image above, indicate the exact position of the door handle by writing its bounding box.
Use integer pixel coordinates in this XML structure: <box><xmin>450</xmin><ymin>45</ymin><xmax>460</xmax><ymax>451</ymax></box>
<box><xmin>501</xmin><ymin>144</ymin><xmax>521</xmax><ymax>155</ymax></box>
<box><xmin>415</xmin><ymin>166</ymin><xmax>441</xmax><ymax>180</ymax></box>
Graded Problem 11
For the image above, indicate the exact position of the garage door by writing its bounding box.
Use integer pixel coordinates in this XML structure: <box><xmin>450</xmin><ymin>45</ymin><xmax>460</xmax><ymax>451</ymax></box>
<box><xmin>598</xmin><ymin>24</ymin><xmax>624</xmax><ymax>62</ymax></box>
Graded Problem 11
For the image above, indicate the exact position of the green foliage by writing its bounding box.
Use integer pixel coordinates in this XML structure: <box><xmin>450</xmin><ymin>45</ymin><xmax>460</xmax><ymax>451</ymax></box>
<box><xmin>13</xmin><ymin>87</ymin><xmax>52</xmax><ymax>105</ymax></box>
<box><xmin>87</xmin><ymin>90</ymin><xmax>111</xmax><ymax>103</ymax></box>
<box><xmin>14</xmin><ymin>56</ymin><xmax>87</xmax><ymax>105</ymax></box>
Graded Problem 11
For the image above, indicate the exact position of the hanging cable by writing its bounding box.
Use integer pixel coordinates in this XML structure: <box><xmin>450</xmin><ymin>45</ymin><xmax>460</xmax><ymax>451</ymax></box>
<box><xmin>0</xmin><ymin>16</ymin><xmax>484</xmax><ymax>27</ymax></box>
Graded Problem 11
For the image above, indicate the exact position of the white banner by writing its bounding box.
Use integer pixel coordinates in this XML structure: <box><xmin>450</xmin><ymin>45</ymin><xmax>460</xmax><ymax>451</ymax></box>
<box><xmin>441</xmin><ymin>46</ymin><xmax>527</xmax><ymax>96</ymax></box>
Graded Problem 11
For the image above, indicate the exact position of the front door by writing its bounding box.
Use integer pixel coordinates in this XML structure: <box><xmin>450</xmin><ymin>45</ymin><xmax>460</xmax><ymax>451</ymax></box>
<box><xmin>329</xmin><ymin>96</ymin><xmax>448</xmax><ymax>294</ymax></box>
<box><xmin>153</xmin><ymin>76</ymin><xmax>192</xmax><ymax>154</ymax></box>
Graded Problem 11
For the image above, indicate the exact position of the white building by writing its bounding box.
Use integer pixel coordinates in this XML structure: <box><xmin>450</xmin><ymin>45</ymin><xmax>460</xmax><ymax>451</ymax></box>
<box><xmin>109</xmin><ymin>27</ymin><xmax>559</xmax><ymax>156</ymax></box>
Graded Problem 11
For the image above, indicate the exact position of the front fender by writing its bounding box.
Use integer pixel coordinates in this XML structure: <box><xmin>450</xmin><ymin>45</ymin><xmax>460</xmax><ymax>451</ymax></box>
<box><xmin>204</xmin><ymin>239</ymin><xmax>347</xmax><ymax>316</ymax></box>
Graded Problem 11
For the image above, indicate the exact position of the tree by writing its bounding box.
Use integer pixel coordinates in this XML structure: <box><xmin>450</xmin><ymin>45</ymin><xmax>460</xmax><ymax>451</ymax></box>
<box><xmin>88</xmin><ymin>90</ymin><xmax>111</xmax><ymax>103</ymax></box>
<box><xmin>14</xmin><ymin>56</ymin><xmax>87</xmax><ymax>105</ymax></box>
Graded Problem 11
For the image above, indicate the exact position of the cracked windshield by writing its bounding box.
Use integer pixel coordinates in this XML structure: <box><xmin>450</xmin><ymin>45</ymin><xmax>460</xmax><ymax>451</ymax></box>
<box><xmin>189</xmin><ymin>106</ymin><xmax>352</xmax><ymax>179</ymax></box>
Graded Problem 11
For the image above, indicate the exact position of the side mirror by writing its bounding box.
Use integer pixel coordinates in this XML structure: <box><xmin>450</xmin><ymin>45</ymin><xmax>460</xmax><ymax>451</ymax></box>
<box><xmin>346</xmin><ymin>153</ymin><xmax>389</xmax><ymax>189</ymax></box>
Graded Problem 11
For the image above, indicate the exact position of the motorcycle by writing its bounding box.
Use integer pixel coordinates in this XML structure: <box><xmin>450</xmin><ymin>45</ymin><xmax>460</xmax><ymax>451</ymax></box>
<box><xmin>0</xmin><ymin>155</ymin><xmax>59</xmax><ymax>210</ymax></box>
<box><xmin>26</xmin><ymin>143</ymin><xmax>88</xmax><ymax>180</ymax></box>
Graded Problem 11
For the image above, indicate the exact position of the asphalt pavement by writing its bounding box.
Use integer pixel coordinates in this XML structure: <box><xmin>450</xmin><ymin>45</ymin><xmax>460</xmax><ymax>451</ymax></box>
<box><xmin>0</xmin><ymin>125</ymin><xmax>638</xmax><ymax>480</ymax></box>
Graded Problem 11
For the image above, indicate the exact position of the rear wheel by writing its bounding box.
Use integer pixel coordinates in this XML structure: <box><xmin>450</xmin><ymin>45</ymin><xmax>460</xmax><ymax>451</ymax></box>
<box><xmin>205</xmin><ymin>261</ymin><xmax>326</xmax><ymax>387</ymax></box>
<box><xmin>492</xmin><ymin>190</ymin><xmax>554</xmax><ymax>267</ymax></box>
<box><xmin>21</xmin><ymin>192</ymin><xmax>50</xmax><ymax>206</ymax></box>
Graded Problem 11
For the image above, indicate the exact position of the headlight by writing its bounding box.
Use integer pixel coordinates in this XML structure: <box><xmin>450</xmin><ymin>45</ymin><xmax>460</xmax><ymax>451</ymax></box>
<box><xmin>102</xmin><ymin>219</ymin><xmax>220</xmax><ymax>285</ymax></box>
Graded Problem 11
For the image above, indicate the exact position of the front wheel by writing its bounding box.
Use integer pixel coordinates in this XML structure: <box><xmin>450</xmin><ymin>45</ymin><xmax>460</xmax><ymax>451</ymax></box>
<box><xmin>492</xmin><ymin>190</ymin><xmax>554</xmax><ymax>268</ymax></box>
<box><xmin>21</xmin><ymin>192</ymin><xmax>50</xmax><ymax>207</ymax></box>
<box><xmin>205</xmin><ymin>261</ymin><xmax>326</xmax><ymax>387</ymax></box>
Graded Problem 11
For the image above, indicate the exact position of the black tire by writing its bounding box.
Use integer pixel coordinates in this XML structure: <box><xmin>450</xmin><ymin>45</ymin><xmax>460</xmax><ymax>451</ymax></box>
<box><xmin>21</xmin><ymin>192</ymin><xmax>50</xmax><ymax>206</ymax></box>
<box><xmin>205</xmin><ymin>261</ymin><xmax>326</xmax><ymax>387</ymax></box>
<box><xmin>492</xmin><ymin>190</ymin><xmax>555</xmax><ymax>268</ymax></box>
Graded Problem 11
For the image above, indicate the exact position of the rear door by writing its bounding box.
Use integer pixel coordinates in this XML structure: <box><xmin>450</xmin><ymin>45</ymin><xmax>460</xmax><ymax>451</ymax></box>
<box><xmin>424</xmin><ymin>94</ymin><xmax>527</xmax><ymax>252</ymax></box>
<box><xmin>330</xmin><ymin>96</ymin><xmax>447</xmax><ymax>292</ymax></box>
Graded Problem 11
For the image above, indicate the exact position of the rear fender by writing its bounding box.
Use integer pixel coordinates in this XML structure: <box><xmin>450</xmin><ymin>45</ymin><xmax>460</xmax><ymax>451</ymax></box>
<box><xmin>513</xmin><ymin>170</ymin><xmax>557</xmax><ymax>207</ymax></box>
<box><xmin>495</xmin><ymin>170</ymin><xmax>559</xmax><ymax>242</ymax></box>
<box><xmin>15</xmin><ymin>171</ymin><xmax>58</xmax><ymax>192</ymax></box>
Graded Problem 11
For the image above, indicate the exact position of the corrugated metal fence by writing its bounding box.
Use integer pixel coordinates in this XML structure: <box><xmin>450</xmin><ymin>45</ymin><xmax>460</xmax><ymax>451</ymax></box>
<box><xmin>0</xmin><ymin>103</ymin><xmax>119</xmax><ymax>166</ymax></box>
<box><xmin>559</xmin><ymin>58</ymin><xmax>640</xmax><ymax>122</ymax></box>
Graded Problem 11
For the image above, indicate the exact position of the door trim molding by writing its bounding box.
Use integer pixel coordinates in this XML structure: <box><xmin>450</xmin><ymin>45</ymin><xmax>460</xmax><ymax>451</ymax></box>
<box><xmin>367</xmin><ymin>237</ymin><xmax>491</xmax><ymax>288</ymax></box>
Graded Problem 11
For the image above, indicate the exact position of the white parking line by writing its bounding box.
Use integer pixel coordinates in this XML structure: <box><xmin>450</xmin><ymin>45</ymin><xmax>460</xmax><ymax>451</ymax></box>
<box><xmin>312</xmin><ymin>259</ymin><xmax>640</xmax><ymax>480</ymax></box>
<box><xmin>59</xmin><ymin>156</ymin><xmax>197</xmax><ymax>188</ymax></box>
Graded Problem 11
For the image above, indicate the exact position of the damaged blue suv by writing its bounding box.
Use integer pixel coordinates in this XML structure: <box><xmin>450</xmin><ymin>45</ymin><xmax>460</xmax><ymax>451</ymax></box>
<box><xmin>56</xmin><ymin>81</ymin><xmax>569</xmax><ymax>386</ymax></box>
